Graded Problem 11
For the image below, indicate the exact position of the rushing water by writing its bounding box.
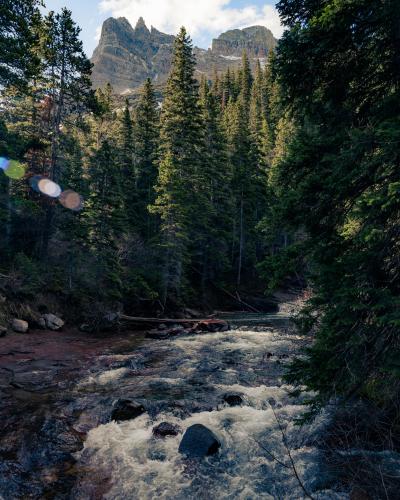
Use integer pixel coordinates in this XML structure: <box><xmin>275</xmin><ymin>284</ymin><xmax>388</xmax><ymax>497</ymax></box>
<box><xmin>67</xmin><ymin>314</ymin><xmax>347</xmax><ymax>499</ymax></box>
<box><xmin>0</xmin><ymin>313</ymin><xmax>351</xmax><ymax>498</ymax></box>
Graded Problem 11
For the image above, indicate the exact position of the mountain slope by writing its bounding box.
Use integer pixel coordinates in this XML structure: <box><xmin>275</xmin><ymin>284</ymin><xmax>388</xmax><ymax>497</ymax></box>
<box><xmin>91</xmin><ymin>18</ymin><xmax>277</xmax><ymax>93</ymax></box>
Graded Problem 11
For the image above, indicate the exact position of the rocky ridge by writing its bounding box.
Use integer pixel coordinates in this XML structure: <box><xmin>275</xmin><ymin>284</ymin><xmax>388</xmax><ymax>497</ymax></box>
<box><xmin>91</xmin><ymin>17</ymin><xmax>277</xmax><ymax>93</ymax></box>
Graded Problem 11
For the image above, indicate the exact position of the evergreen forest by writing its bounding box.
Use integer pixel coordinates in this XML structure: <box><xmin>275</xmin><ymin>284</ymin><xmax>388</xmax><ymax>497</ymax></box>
<box><xmin>1</xmin><ymin>1</ymin><xmax>400</xmax><ymax>497</ymax></box>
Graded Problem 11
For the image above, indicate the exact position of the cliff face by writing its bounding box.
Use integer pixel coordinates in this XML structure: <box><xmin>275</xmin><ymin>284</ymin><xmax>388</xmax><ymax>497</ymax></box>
<box><xmin>91</xmin><ymin>17</ymin><xmax>174</xmax><ymax>92</ymax></box>
<box><xmin>211</xmin><ymin>26</ymin><xmax>277</xmax><ymax>57</ymax></box>
<box><xmin>91</xmin><ymin>18</ymin><xmax>277</xmax><ymax>93</ymax></box>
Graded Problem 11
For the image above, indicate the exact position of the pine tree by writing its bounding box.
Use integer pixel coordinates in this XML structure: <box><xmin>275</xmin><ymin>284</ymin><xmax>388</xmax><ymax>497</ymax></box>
<box><xmin>91</xmin><ymin>83</ymin><xmax>116</xmax><ymax>148</ymax></box>
<box><xmin>0</xmin><ymin>0</ymin><xmax>42</xmax><ymax>89</ymax></box>
<box><xmin>229</xmin><ymin>97</ymin><xmax>253</xmax><ymax>285</ymax></box>
<box><xmin>221</xmin><ymin>68</ymin><xmax>234</xmax><ymax>108</ymax></box>
<box><xmin>39</xmin><ymin>8</ymin><xmax>93</xmax><ymax>257</ymax></box>
<box><xmin>118</xmin><ymin>99</ymin><xmax>137</xmax><ymax>230</ymax></box>
<box><xmin>238</xmin><ymin>51</ymin><xmax>253</xmax><ymax>105</ymax></box>
<box><xmin>86</xmin><ymin>139</ymin><xmax>125</xmax><ymax>301</ymax></box>
<box><xmin>0</xmin><ymin>82</ymin><xmax>55</xmax><ymax>261</ymax></box>
<box><xmin>56</xmin><ymin>134</ymin><xmax>88</xmax><ymax>292</ymax></box>
<box><xmin>134</xmin><ymin>78</ymin><xmax>159</xmax><ymax>238</ymax></box>
<box><xmin>150</xmin><ymin>27</ymin><xmax>203</xmax><ymax>305</ymax></box>
<box><xmin>211</xmin><ymin>70</ymin><xmax>222</xmax><ymax>104</ymax></box>
<box><xmin>249</xmin><ymin>65</ymin><xmax>273</xmax><ymax>173</ymax></box>
<box><xmin>270</xmin><ymin>0</ymin><xmax>400</xmax><ymax>418</ymax></box>
<box><xmin>263</xmin><ymin>50</ymin><xmax>281</xmax><ymax>139</ymax></box>
<box><xmin>197</xmin><ymin>78</ymin><xmax>232</xmax><ymax>295</ymax></box>
<box><xmin>119</xmin><ymin>100</ymin><xmax>134</xmax><ymax>177</ymax></box>
<box><xmin>223</xmin><ymin>58</ymin><xmax>258</xmax><ymax>285</ymax></box>
<box><xmin>221</xmin><ymin>53</ymin><xmax>273</xmax><ymax>286</ymax></box>
<box><xmin>41</xmin><ymin>8</ymin><xmax>93</xmax><ymax>181</ymax></box>
<box><xmin>0</xmin><ymin>6</ymin><xmax>48</xmax><ymax>262</ymax></box>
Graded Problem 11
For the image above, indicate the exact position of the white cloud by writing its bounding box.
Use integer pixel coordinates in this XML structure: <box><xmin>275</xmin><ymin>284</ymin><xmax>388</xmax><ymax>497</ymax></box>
<box><xmin>98</xmin><ymin>0</ymin><xmax>283</xmax><ymax>47</ymax></box>
<box><xmin>95</xmin><ymin>25</ymin><xmax>102</xmax><ymax>42</ymax></box>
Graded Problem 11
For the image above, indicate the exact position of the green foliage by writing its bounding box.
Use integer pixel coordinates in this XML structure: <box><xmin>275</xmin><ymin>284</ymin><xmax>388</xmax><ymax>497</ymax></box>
<box><xmin>266</xmin><ymin>0</ymin><xmax>400</xmax><ymax>416</ymax></box>
<box><xmin>11</xmin><ymin>252</ymin><xmax>45</xmax><ymax>297</ymax></box>
<box><xmin>196</xmin><ymin>78</ymin><xmax>233</xmax><ymax>288</ymax></box>
<box><xmin>133</xmin><ymin>79</ymin><xmax>159</xmax><ymax>238</ymax></box>
<box><xmin>257</xmin><ymin>242</ymin><xmax>305</xmax><ymax>292</ymax></box>
<box><xmin>0</xmin><ymin>0</ymin><xmax>42</xmax><ymax>89</ymax></box>
<box><xmin>123</xmin><ymin>269</ymin><xmax>159</xmax><ymax>302</ymax></box>
<box><xmin>150</xmin><ymin>28</ymin><xmax>205</xmax><ymax>303</ymax></box>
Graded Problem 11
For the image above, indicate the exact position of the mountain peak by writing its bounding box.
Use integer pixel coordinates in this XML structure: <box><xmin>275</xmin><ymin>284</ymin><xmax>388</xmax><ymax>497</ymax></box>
<box><xmin>212</xmin><ymin>25</ymin><xmax>276</xmax><ymax>57</ymax></box>
<box><xmin>135</xmin><ymin>17</ymin><xmax>149</xmax><ymax>32</ymax></box>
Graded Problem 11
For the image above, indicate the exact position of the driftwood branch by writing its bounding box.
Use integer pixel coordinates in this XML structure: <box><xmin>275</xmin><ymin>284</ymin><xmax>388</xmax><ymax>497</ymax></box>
<box><xmin>269</xmin><ymin>404</ymin><xmax>315</xmax><ymax>500</ymax></box>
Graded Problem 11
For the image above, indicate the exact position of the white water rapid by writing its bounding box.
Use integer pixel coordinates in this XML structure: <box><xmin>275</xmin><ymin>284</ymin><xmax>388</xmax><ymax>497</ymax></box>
<box><xmin>73</xmin><ymin>314</ymin><xmax>349</xmax><ymax>499</ymax></box>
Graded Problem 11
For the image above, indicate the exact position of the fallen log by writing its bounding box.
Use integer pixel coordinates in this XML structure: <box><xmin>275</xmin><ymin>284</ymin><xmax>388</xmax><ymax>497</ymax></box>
<box><xmin>119</xmin><ymin>314</ymin><xmax>213</xmax><ymax>325</ymax></box>
<box><xmin>117</xmin><ymin>315</ymin><xmax>230</xmax><ymax>335</ymax></box>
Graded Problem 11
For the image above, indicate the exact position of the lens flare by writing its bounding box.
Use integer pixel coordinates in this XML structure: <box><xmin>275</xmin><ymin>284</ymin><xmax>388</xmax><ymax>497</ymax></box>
<box><xmin>4</xmin><ymin>160</ymin><xmax>25</xmax><ymax>180</ymax></box>
<box><xmin>38</xmin><ymin>178</ymin><xmax>62</xmax><ymax>198</ymax></box>
<box><xmin>59</xmin><ymin>190</ymin><xmax>84</xmax><ymax>211</ymax></box>
<box><xmin>0</xmin><ymin>157</ymin><xmax>10</xmax><ymax>171</ymax></box>
<box><xmin>29</xmin><ymin>175</ymin><xmax>45</xmax><ymax>193</ymax></box>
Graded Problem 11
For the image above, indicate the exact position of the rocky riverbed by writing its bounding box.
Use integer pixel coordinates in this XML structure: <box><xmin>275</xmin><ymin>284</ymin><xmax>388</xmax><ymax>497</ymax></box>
<box><xmin>0</xmin><ymin>314</ymin><xmax>349</xmax><ymax>499</ymax></box>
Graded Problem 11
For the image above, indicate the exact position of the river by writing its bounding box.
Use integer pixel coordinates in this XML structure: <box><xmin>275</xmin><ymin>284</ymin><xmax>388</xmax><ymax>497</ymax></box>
<box><xmin>0</xmin><ymin>313</ymin><xmax>348</xmax><ymax>499</ymax></box>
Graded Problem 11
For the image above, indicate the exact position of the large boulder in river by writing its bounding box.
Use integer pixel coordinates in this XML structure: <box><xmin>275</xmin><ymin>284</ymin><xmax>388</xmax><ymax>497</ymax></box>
<box><xmin>178</xmin><ymin>424</ymin><xmax>220</xmax><ymax>458</ymax></box>
<box><xmin>11</xmin><ymin>318</ymin><xmax>29</xmax><ymax>333</ymax></box>
<box><xmin>0</xmin><ymin>325</ymin><xmax>7</xmax><ymax>337</ymax></box>
<box><xmin>111</xmin><ymin>399</ymin><xmax>145</xmax><ymax>422</ymax></box>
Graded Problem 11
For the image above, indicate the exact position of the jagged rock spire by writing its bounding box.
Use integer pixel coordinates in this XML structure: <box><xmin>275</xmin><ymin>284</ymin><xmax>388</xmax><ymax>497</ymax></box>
<box><xmin>135</xmin><ymin>17</ymin><xmax>149</xmax><ymax>32</ymax></box>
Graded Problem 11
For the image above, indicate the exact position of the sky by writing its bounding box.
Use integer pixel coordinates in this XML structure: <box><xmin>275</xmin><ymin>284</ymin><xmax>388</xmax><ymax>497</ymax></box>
<box><xmin>43</xmin><ymin>0</ymin><xmax>283</xmax><ymax>58</ymax></box>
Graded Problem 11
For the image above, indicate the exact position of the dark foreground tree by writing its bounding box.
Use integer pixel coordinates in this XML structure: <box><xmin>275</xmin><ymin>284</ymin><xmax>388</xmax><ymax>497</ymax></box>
<box><xmin>269</xmin><ymin>0</ymin><xmax>400</xmax><ymax>417</ymax></box>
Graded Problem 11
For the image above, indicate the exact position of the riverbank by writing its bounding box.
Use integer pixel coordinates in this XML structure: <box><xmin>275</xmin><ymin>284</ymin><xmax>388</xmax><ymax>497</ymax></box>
<box><xmin>0</xmin><ymin>327</ymin><xmax>149</xmax><ymax>498</ymax></box>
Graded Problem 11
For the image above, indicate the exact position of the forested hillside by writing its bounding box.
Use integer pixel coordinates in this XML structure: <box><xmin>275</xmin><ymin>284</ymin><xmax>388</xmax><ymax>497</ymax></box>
<box><xmin>0</xmin><ymin>3</ymin><xmax>285</xmax><ymax>320</ymax></box>
<box><xmin>1</xmin><ymin>0</ymin><xmax>400</xmax><ymax>450</ymax></box>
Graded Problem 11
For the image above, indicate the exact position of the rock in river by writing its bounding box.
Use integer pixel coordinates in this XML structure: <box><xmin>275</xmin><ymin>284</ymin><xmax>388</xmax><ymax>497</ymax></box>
<box><xmin>153</xmin><ymin>422</ymin><xmax>181</xmax><ymax>438</ymax></box>
<box><xmin>111</xmin><ymin>399</ymin><xmax>146</xmax><ymax>422</ymax></box>
<box><xmin>178</xmin><ymin>424</ymin><xmax>220</xmax><ymax>458</ymax></box>
<box><xmin>223</xmin><ymin>394</ymin><xmax>243</xmax><ymax>407</ymax></box>
<box><xmin>192</xmin><ymin>320</ymin><xmax>229</xmax><ymax>333</ymax></box>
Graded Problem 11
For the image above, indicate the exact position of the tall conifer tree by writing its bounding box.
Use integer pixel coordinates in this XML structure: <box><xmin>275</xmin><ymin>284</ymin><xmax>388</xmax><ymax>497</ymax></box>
<box><xmin>150</xmin><ymin>27</ymin><xmax>203</xmax><ymax>304</ymax></box>
<box><xmin>134</xmin><ymin>78</ymin><xmax>159</xmax><ymax>238</ymax></box>
<box><xmin>86</xmin><ymin>139</ymin><xmax>125</xmax><ymax>300</ymax></box>
<box><xmin>118</xmin><ymin>99</ymin><xmax>137</xmax><ymax>231</ymax></box>
<box><xmin>39</xmin><ymin>8</ymin><xmax>93</xmax><ymax>257</ymax></box>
